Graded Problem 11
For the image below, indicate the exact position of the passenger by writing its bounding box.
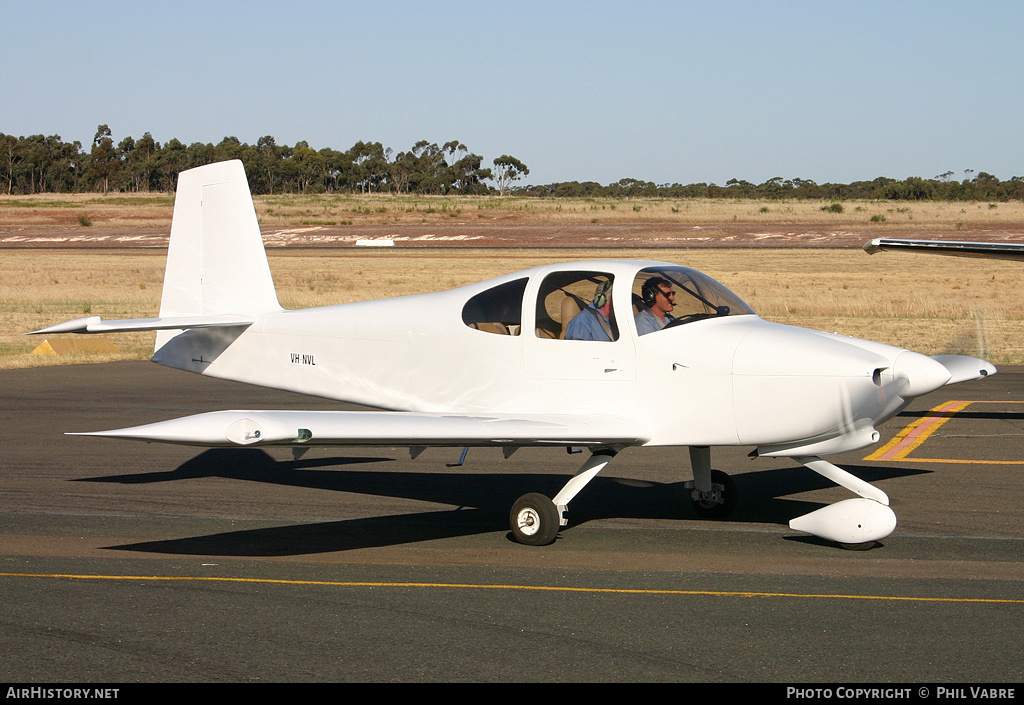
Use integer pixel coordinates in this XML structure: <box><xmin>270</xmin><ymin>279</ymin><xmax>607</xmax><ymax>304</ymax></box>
<box><xmin>565</xmin><ymin>281</ymin><xmax>615</xmax><ymax>341</ymax></box>
<box><xmin>635</xmin><ymin>277</ymin><xmax>676</xmax><ymax>335</ymax></box>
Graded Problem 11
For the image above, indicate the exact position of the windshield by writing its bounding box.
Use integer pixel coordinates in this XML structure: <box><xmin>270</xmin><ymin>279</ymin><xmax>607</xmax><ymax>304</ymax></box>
<box><xmin>632</xmin><ymin>266</ymin><xmax>754</xmax><ymax>335</ymax></box>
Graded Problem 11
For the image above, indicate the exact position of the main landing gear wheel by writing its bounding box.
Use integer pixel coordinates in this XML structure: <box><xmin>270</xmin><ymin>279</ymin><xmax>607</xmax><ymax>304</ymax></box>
<box><xmin>510</xmin><ymin>493</ymin><xmax>560</xmax><ymax>546</ymax></box>
<box><xmin>690</xmin><ymin>469</ymin><xmax>736</xmax><ymax>519</ymax></box>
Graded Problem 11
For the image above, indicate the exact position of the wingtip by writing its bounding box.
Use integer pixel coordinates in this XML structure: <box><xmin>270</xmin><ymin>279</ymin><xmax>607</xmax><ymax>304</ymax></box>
<box><xmin>28</xmin><ymin>316</ymin><xmax>100</xmax><ymax>335</ymax></box>
<box><xmin>862</xmin><ymin>238</ymin><xmax>883</xmax><ymax>255</ymax></box>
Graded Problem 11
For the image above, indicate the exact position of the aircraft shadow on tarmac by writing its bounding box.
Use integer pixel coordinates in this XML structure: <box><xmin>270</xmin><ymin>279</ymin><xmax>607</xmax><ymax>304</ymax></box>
<box><xmin>897</xmin><ymin>408</ymin><xmax>1024</xmax><ymax>421</ymax></box>
<box><xmin>91</xmin><ymin>448</ymin><xmax>929</xmax><ymax>556</ymax></box>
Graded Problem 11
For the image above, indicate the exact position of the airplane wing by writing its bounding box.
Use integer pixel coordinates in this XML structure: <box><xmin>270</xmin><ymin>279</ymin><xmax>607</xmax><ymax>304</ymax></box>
<box><xmin>69</xmin><ymin>409</ymin><xmax>650</xmax><ymax>449</ymax></box>
<box><xmin>864</xmin><ymin>238</ymin><xmax>1024</xmax><ymax>261</ymax></box>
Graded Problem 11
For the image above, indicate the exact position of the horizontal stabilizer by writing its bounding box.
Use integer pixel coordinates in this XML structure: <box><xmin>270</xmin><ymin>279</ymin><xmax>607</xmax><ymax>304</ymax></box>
<box><xmin>70</xmin><ymin>409</ymin><xmax>649</xmax><ymax>448</ymax></box>
<box><xmin>30</xmin><ymin>314</ymin><xmax>254</xmax><ymax>336</ymax></box>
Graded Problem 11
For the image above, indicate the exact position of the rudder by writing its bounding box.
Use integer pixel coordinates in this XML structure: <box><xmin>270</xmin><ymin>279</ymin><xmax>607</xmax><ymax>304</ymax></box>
<box><xmin>156</xmin><ymin>160</ymin><xmax>280</xmax><ymax>351</ymax></box>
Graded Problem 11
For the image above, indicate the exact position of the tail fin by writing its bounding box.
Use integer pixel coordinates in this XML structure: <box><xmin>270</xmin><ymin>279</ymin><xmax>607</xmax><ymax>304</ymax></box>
<box><xmin>156</xmin><ymin>160</ymin><xmax>280</xmax><ymax>350</ymax></box>
<box><xmin>29</xmin><ymin>161</ymin><xmax>279</xmax><ymax>367</ymax></box>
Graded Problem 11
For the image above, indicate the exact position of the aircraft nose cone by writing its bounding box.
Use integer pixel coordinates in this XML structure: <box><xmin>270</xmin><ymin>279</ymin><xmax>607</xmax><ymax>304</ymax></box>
<box><xmin>892</xmin><ymin>350</ymin><xmax>952</xmax><ymax>398</ymax></box>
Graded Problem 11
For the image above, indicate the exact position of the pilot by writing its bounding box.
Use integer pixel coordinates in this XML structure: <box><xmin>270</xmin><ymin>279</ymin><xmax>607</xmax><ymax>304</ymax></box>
<box><xmin>635</xmin><ymin>276</ymin><xmax>676</xmax><ymax>335</ymax></box>
<box><xmin>565</xmin><ymin>280</ymin><xmax>616</xmax><ymax>341</ymax></box>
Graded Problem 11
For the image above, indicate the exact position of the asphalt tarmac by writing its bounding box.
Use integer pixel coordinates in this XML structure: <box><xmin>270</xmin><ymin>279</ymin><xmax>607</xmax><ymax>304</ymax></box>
<box><xmin>1</xmin><ymin>361</ymin><xmax>1022</xmax><ymax>683</ymax></box>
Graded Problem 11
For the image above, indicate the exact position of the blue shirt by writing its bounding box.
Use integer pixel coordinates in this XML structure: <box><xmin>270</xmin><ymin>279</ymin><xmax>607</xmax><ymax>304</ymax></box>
<box><xmin>635</xmin><ymin>309</ymin><xmax>675</xmax><ymax>335</ymax></box>
<box><xmin>565</xmin><ymin>304</ymin><xmax>614</xmax><ymax>341</ymax></box>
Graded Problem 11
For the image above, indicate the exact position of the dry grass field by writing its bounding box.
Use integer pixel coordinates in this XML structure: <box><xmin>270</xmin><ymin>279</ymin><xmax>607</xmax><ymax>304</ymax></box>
<box><xmin>5</xmin><ymin>247</ymin><xmax>1022</xmax><ymax>369</ymax></box>
<box><xmin>4</xmin><ymin>191</ymin><xmax>1024</xmax><ymax>233</ymax></box>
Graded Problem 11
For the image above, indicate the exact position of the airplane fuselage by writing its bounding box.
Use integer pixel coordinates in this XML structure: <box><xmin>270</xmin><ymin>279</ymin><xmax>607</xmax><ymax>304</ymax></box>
<box><xmin>152</xmin><ymin>260</ymin><xmax>929</xmax><ymax>455</ymax></box>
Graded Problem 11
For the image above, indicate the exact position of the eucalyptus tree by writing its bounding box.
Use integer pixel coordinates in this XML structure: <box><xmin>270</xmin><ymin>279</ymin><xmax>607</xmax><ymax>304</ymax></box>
<box><xmin>389</xmin><ymin>149</ymin><xmax>416</xmax><ymax>193</ymax></box>
<box><xmin>407</xmin><ymin>141</ymin><xmax>448</xmax><ymax>193</ymax></box>
<box><xmin>154</xmin><ymin>138</ymin><xmax>188</xmax><ymax>191</ymax></box>
<box><xmin>249</xmin><ymin>135</ymin><xmax>281</xmax><ymax>194</ymax></box>
<box><xmin>88</xmin><ymin>124</ymin><xmax>117</xmax><ymax>192</ymax></box>
<box><xmin>451</xmin><ymin>152</ymin><xmax>492</xmax><ymax>194</ymax></box>
<box><xmin>214</xmin><ymin>136</ymin><xmax>244</xmax><ymax>163</ymax></box>
<box><xmin>492</xmin><ymin>154</ymin><xmax>529</xmax><ymax>196</ymax></box>
<box><xmin>119</xmin><ymin>133</ymin><xmax>163</xmax><ymax>192</ymax></box>
<box><xmin>319</xmin><ymin>146</ymin><xmax>350</xmax><ymax>193</ymax></box>
<box><xmin>348</xmin><ymin>140</ymin><xmax>389</xmax><ymax>192</ymax></box>
<box><xmin>0</xmin><ymin>133</ymin><xmax>16</xmax><ymax>194</ymax></box>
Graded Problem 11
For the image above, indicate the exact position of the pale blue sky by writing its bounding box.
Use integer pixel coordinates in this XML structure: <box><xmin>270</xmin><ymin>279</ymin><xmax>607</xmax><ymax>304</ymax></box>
<box><xmin>3</xmin><ymin>0</ymin><xmax>1022</xmax><ymax>187</ymax></box>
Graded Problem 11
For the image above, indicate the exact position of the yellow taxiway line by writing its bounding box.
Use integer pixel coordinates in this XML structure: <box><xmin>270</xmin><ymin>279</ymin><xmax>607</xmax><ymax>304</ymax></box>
<box><xmin>1</xmin><ymin>571</ymin><xmax>1022</xmax><ymax>604</ymax></box>
<box><xmin>865</xmin><ymin>400</ymin><xmax>1024</xmax><ymax>464</ymax></box>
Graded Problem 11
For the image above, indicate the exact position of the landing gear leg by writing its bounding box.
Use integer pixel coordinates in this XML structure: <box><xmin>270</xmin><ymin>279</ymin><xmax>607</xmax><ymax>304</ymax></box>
<box><xmin>788</xmin><ymin>455</ymin><xmax>897</xmax><ymax>547</ymax></box>
<box><xmin>509</xmin><ymin>447</ymin><xmax>620</xmax><ymax>546</ymax></box>
<box><xmin>684</xmin><ymin>446</ymin><xmax>736</xmax><ymax>519</ymax></box>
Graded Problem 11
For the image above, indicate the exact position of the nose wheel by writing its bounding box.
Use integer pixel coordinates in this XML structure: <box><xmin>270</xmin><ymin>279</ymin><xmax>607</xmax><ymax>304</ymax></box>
<box><xmin>688</xmin><ymin>468</ymin><xmax>736</xmax><ymax>518</ymax></box>
<box><xmin>685</xmin><ymin>447</ymin><xmax>737</xmax><ymax>519</ymax></box>
<box><xmin>510</xmin><ymin>493</ymin><xmax>560</xmax><ymax>545</ymax></box>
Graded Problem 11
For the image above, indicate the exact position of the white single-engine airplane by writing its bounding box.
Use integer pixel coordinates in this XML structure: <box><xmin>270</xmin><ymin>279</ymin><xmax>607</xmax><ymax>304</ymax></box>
<box><xmin>32</xmin><ymin>161</ymin><xmax>997</xmax><ymax>548</ymax></box>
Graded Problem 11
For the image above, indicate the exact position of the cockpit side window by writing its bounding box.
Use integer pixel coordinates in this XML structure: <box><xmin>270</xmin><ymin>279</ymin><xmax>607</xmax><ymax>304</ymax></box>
<box><xmin>535</xmin><ymin>271</ymin><xmax>618</xmax><ymax>341</ymax></box>
<box><xmin>632</xmin><ymin>267</ymin><xmax>754</xmax><ymax>335</ymax></box>
<box><xmin>462</xmin><ymin>278</ymin><xmax>527</xmax><ymax>335</ymax></box>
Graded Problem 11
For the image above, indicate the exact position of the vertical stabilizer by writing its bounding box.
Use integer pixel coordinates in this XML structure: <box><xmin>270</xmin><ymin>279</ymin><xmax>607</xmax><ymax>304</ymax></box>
<box><xmin>156</xmin><ymin>160</ymin><xmax>280</xmax><ymax>351</ymax></box>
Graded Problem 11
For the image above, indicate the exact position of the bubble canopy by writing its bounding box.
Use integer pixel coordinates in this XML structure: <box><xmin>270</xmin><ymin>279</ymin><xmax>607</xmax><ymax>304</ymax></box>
<box><xmin>631</xmin><ymin>265</ymin><xmax>756</xmax><ymax>332</ymax></box>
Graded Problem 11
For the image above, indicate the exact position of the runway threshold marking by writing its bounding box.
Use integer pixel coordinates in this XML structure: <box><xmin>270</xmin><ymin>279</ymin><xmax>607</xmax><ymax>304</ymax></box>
<box><xmin>1</xmin><ymin>572</ymin><xmax>1022</xmax><ymax>604</ymax></box>
<box><xmin>865</xmin><ymin>400</ymin><xmax>1024</xmax><ymax>464</ymax></box>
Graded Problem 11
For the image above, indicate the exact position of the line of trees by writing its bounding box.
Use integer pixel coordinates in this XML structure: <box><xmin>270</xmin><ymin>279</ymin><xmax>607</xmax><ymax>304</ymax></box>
<box><xmin>0</xmin><ymin>126</ymin><xmax>530</xmax><ymax>196</ymax></box>
<box><xmin>519</xmin><ymin>173</ymin><xmax>1024</xmax><ymax>202</ymax></box>
<box><xmin>3</xmin><ymin>125</ymin><xmax>1022</xmax><ymax>201</ymax></box>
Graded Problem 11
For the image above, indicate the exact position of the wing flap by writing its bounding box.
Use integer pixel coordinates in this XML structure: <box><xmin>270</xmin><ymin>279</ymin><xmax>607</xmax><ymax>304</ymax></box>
<box><xmin>70</xmin><ymin>409</ymin><xmax>649</xmax><ymax>448</ymax></box>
